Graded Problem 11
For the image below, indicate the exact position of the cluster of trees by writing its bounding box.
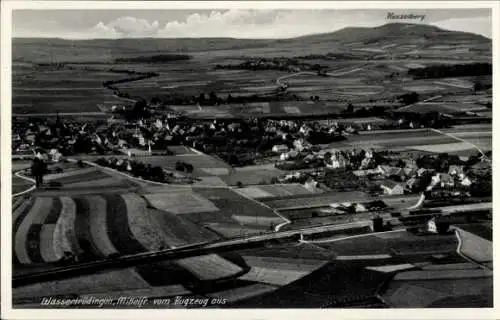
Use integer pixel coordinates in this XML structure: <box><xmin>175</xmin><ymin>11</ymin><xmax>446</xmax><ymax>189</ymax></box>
<box><xmin>114</xmin><ymin>54</ymin><xmax>191</xmax><ymax>63</ymax></box>
<box><xmin>321</xmin><ymin>169</ymin><xmax>379</xmax><ymax>193</ymax></box>
<box><xmin>307</xmin><ymin>132</ymin><xmax>347</xmax><ymax>145</ymax></box>
<box><xmin>31</xmin><ymin>157</ymin><xmax>48</xmax><ymax>187</ymax></box>
<box><xmin>215</xmin><ymin>58</ymin><xmax>328</xmax><ymax>72</ymax></box>
<box><xmin>96</xmin><ymin>157</ymin><xmax>172</xmax><ymax>183</ymax></box>
<box><xmin>175</xmin><ymin>161</ymin><xmax>194</xmax><ymax>174</ymax></box>
<box><xmin>408</xmin><ymin>63</ymin><xmax>492</xmax><ymax>79</ymax></box>
<box><xmin>275</xmin><ymin>158</ymin><xmax>324</xmax><ymax>171</ymax></box>
<box><xmin>392</xmin><ymin>111</ymin><xmax>452</xmax><ymax>129</ymax></box>
<box><xmin>222</xmin><ymin>153</ymin><xmax>256</xmax><ymax>167</ymax></box>
<box><xmin>149</xmin><ymin>90</ymin><xmax>295</xmax><ymax>107</ymax></box>
<box><xmin>416</xmin><ymin>153</ymin><xmax>463</xmax><ymax>172</ymax></box>
<box><xmin>397</xmin><ymin>92</ymin><xmax>419</xmax><ymax>105</ymax></box>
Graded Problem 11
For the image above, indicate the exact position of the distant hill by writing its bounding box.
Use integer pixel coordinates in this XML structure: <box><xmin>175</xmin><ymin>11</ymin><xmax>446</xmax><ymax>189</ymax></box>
<box><xmin>13</xmin><ymin>23</ymin><xmax>491</xmax><ymax>63</ymax></box>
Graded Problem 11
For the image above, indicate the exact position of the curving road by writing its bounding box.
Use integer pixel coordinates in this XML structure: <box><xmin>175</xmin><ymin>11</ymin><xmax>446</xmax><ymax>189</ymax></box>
<box><xmin>13</xmin><ymin>171</ymin><xmax>36</xmax><ymax>198</ymax></box>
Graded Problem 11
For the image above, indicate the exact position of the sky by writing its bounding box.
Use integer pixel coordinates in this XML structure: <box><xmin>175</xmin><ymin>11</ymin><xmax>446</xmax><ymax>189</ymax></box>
<box><xmin>12</xmin><ymin>9</ymin><xmax>492</xmax><ymax>39</ymax></box>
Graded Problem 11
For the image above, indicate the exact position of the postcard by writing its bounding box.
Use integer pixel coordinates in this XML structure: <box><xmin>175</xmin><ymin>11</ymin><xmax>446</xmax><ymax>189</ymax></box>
<box><xmin>1</xmin><ymin>1</ymin><xmax>498</xmax><ymax>319</ymax></box>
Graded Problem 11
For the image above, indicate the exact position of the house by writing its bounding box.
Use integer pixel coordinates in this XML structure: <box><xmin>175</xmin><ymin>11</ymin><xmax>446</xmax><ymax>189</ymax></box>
<box><xmin>448</xmin><ymin>165</ymin><xmax>464</xmax><ymax>176</ymax></box>
<box><xmin>430</xmin><ymin>173</ymin><xmax>441</xmax><ymax>186</ymax></box>
<box><xmin>461</xmin><ymin>176</ymin><xmax>473</xmax><ymax>187</ymax></box>
<box><xmin>354</xmin><ymin>203</ymin><xmax>367</xmax><ymax>212</ymax></box>
<box><xmin>272</xmin><ymin>144</ymin><xmax>289</xmax><ymax>154</ymax></box>
<box><xmin>439</xmin><ymin>173</ymin><xmax>455</xmax><ymax>188</ymax></box>
<box><xmin>403</xmin><ymin>167</ymin><xmax>418</xmax><ymax>178</ymax></box>
<box><xmin>304</xmin><ymin>177</ymin><xmax>318</xmax><ymax>191</ymax></box>
<box><xmin>427</xmin><ymin>216</ymin><xmax>451</xmax><ymax>234</ymax></box>
<box><xmin>293</xmin><ymin>139</ymin><xmax>311</xmax><ymax>152</ymax></box>
<box><xmin>284</xmin><ymin>172</ymin><xmax>301</xmax><ymax>181</ymax></box>
<box><xmin>380</xmin><ymin>180</ymin><xmax>404</xmax><ymax>195</ymax></box>
<box><xmin>377</xmin><ymin>165</ymin><xmax>403</xmax><ymax>177</ymax></box>
<box><xmin>405</xmin><ymin>177</ymin><xmax>417</xmax><ymax>191</ymax></box>
<box><xmin>325</xmin><ymin>152</ymin><xmax>348</xmax><ymax>169</ymax></box>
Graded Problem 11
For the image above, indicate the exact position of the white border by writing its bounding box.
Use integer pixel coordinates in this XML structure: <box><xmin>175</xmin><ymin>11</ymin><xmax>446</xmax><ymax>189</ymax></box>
<box><xmin>1</xmin><ymin>1</ymin><xmax>499</xmax><ymax>320</ymax></box>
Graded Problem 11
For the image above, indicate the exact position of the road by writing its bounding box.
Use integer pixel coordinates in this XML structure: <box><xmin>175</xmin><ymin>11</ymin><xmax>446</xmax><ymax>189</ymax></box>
<box><xmin>13</xmin><ymin>220</ymin><xmax>377</xmax><ymax>287</ymax></box>
<box><xmin>275</xmin><ymin>64</ymin><xmax>368</xmax><ymax>87</ymax></box>
<box><xmin>13</xmin><ymin>171</ymin><xmax>36</xmax><ymax>197</ymax></box>
<box><xmin>395</xmin><ymin>95</ymin><xmax>443</xmax><ymax>112</ymax></box>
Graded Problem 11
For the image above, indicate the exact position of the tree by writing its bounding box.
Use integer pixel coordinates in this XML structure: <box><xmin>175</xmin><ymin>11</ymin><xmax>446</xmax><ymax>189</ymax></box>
<box><xmin>399</xmin><ymin>92</ymin><xmax>419</xmax><ymax>105</ymax></box>
<box><xmin>151</xmin><ymin>166</ymin><xmax>165</xmax><ymax>182</ymax></box>
<box><xmin>198</xmin><ymin>93</ymin><xmax>206</xmax><ymax>104</ymax></box>
<box><xmin>31</xmin><ymin>158</ymin><xmax>47</xmax><ymax>188</ymax></box>
<box><xmin>345</xmin><ymin>103</ymin><xmax>354</xmax><ymax>113</ymax></box>
<box><xmin>175</xmin><ymin>161</ymin><xmax>185</xmax><ymax>172</ymax></box>
<box><xmin>184</xmin><ymin>163</ymin><xmax>194</xmax><ymax>174</ymax></box>
<box><xmin>236</xmin><ymin>181</ymin><xmax>243</xmax><ymax>188</ymax></box>
<box><xmin>209</xmin><ymin>92</ymin><xmax>218</xmax><ymax>105</ymax></box>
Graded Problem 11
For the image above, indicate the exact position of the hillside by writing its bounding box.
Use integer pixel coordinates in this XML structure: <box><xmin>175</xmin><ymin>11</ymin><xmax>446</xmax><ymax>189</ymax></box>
<box><xmin>13</xmin><ymin>22</ymin><xmax>491</xmax><ymax>62</ymax></box>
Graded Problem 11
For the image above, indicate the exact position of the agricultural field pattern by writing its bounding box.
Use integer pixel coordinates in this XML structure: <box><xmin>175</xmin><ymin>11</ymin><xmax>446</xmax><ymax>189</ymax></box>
<box><xmin>10</xmin><ymin>9</ymin><xmax>493</xmax><ymax>312</ymax></box>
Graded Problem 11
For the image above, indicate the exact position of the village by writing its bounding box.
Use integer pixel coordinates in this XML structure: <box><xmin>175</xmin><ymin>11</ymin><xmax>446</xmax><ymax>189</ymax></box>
<box><xmin>12</xmin><ymin>107</ymin><xmax>491</xmax><ymax>203</ymax></box>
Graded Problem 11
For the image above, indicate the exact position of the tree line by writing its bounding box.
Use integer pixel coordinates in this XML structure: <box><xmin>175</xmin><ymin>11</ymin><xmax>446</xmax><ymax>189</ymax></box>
<box><xmin>408</xmin><ymin>63</ymin><xmax>492</xmax><ymax>79</ymax></box>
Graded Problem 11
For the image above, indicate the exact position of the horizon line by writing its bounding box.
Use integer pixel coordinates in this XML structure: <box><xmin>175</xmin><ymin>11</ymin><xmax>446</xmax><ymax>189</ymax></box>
<box><xmin>11</xmin><ymin>21</ymin><xmax>493</xmax><ymax>41</ymax></box>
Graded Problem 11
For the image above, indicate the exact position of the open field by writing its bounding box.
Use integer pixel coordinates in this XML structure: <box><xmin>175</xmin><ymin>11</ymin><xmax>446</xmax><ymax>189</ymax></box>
<box><xmin>236</xmin><ymin>184</ymin><xmax>321</xmax><ymax>199</ymax></box>
<box><xmin>262</xmin><ymin>191</ymin><xmax>370</xmax><ymax>210</ymax></box>
<box><xmin>315</xmin><ymin>231</ymin><xmax>458</xmax><ymax>256</ymax></box>
<box><xmin>12</xmin><ymin>65</ymin><xmax>129</xmax><ymax>114</ymax></box>
<box><xmin>219</xmin><ymin>167</ymin><xmax>284</xmax><ymax>186</ymax></box>
<box><xmin>139</xmin><ymin>155</ymin><xmax>231</xmax><ymax>177</ymax></box>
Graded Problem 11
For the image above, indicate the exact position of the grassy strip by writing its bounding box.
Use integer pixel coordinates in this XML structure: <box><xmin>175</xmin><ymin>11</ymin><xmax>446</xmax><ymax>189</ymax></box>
<box><xmin>123</xmin><ymin>193</ymin><xmax>170</xmax><ymax>251</ymax></box>
<box><xmin>86</xmin><ymin>195</ymin><xmax>118</xmax><ymax>256</ymax></box>
<box><xmin>40</xmin><ymin>224</ymin><xmax>61</xmax><ymax>262</ymax></box>
<box><xmin>53</xmin><ymin>197</ymin><xmax>81</xmax><ymax>259</ymax></box>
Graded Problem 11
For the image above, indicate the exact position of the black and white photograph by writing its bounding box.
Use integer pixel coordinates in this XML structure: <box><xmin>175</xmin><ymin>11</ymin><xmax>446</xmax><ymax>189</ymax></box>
<box><xmin>1</xmin><ymin>1</ymin><xmax>497</xmax><ymax>318</ymax></box>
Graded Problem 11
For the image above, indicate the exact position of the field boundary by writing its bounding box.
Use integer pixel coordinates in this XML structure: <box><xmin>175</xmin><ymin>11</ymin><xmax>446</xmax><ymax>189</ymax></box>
<box><xmin>430</xmin><ymin>128</ymin><xmax>490</xmax><ymax>161</ymax></box>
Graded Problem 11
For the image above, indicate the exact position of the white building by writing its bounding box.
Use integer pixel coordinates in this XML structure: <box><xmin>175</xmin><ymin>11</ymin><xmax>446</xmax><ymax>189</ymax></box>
<box><xmin>380</xmin><ymin>181</ymin><xmax>404</xmax><ymax>195</ymax></box>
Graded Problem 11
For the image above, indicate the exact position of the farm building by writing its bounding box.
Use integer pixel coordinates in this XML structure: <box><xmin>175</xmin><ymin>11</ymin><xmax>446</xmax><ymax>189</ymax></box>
<box><xmin>380</xmin><ymin>181</ymin><xmax>404</xmax><ymax>195</ymax></box>
<box><xmin>325</xmin><ymin>152</ymin><xmax>348</xmax><ymax>169</ymax></box>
